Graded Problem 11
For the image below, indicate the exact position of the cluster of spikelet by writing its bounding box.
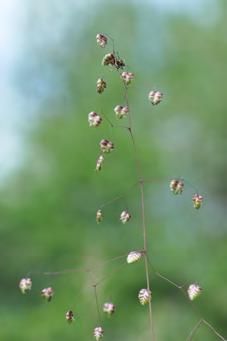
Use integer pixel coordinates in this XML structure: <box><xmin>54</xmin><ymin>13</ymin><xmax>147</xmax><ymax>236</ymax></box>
<box><xmin>169</xmin><ymin>179</ymin><xmax>204</xmax><ymax>209</ymax></box>
<box><xmin>19</xmin><ymin>33</ymin><xmax>204</xmax><ymax>341</ymax></box>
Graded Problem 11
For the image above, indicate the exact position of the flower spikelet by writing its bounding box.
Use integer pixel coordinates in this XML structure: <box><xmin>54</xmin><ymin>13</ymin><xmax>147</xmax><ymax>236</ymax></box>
<box><xmin>114</xmin><ymin>105</ymin><xmax>129</xmax><ymax>119</ymax></box>
<box><xmin>96</xmin><ymin>209</ymin><xmax>103</xmax><ymax>223</ymax></box>
<box><xmin>100</xmin><ymin>139</ymin><xmax>114</xmax><ymax>153</ymax></box>
<box><xmin>66</xmin><ymin>310</ymin><xmax>74</xmax><ymax>323</ymax></box>
<box><xmin>192</xmin><ymin>194</ymin><xmax>203</xmax><ymax>209</ymax></box>
<box><xmin>97</xmin><ymin>78</ymin><xmax>107</xmax><ymax>94</ymax></box>
<box><xmin>103</xmin><ymin>302</ymin><xmax>116</xmax><ymax>316</ymax></box>
<box><xmin>96</xmin><ymin>155</ymin><xmax>104</xmax><ymax>171</ymax></box>
<box><xmin>102</xmin><ymin>53</ymin><xmax>115</xmax><ymax>66</ymax></box>
<box><xmin>93</xmin><ymin>326</ymin><xmax>104</xmax><ymax>340</ymax></box>
<box><xmin>120</xmin><ymin>210</ymin><xmax>131</xmax><ymax>223</ymax></box>
<box><xmin>187</xmin><ymin>284</ymin><xmax>202</xmax><ymax>301</ymax></box>
<box><xmin>148</xmin><ymin>90</ymin><xmax>163</xmax><ymax>105</ymax></box>
<box><xmin>19</xmin><ymin>278</ymin><xmax>32</xmax><ymax>294</ymax></box>
<box><xmin>138</xmin><ymin>288</ymin><xmax>152</xmax><ymax>305</ymax></box>
<box><xmin>121</xmin><ymin>71</ymin><xmax>134</xmax><ymax>85</ymax></box>
<box><xmin>41</xmin><ymin>287</ymin><xmax>54</xmax><ymax>302</ymax></box>
<box><xmin>88</xmin><ymin>112</ymin><xmax>102</xmax><ymax>127</ymax></box>
<box><xmin>127</xmin><ymin>251</ymin><xmax>142</xmax><ymax>264</ymax></box>
<box><xmin>169</xmin><ymin>179</ymin><xmax>184</xmax><ymax>195</ymax></box>
<box><xmin>96</xmin><ymin>34</ymin><xmax>107</xmax><ymax>48</ymax></box>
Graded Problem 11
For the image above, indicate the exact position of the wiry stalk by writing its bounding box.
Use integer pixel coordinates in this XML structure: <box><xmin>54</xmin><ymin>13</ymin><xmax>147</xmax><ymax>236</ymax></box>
<box><xmin>139</xmin><ymin>180</ymin><xmax>155</xmax><ymax>340</ymax></box>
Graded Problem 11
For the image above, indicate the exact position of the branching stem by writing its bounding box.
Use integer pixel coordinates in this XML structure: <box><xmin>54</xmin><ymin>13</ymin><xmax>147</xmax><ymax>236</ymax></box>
<box><xmin>186</xmin><ymin>319</ymin><xmax>227</xmax><ymax>341</ymax></box>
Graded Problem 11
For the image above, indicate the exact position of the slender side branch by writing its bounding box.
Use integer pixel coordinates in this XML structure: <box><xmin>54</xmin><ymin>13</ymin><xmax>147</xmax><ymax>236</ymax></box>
<box><xmin>155</xmin><ymin>271</ymin><xmax>183</xmax><ymax>290</ymax></box>
<box><xmin>186</xmin><ymin>319</ymin><xmax>227</xmax><ymax>341</ymax></box>
<box><xmin>99</xmin><ymin>182</ymin><xmax>138</xmax><ymax>208</ymax></box>
<box><xmin>203</xmin><ymin>319</ymin><xmax>227</xmax><ymax>341</ymax></box>
<box><xmin>94</xmin><ymin>263</ymin><xmax>127</xmax><ymax>287</ymax></box>
<box><xmin>186</xmin><ymin>319</ymin><xmax>203</xmax><ymax>341</ymax></box>
<box><xmin>27</xmin><ymin>252</ymin><xmax>128</xmax><ymax>278</ymax></box>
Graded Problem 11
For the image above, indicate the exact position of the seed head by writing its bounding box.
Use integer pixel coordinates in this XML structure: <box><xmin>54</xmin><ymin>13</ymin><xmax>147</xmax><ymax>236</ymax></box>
<box><xmin>100</xmin><ymin>139</ymin><xmax>114</xmax><ymax>153</ymax></box>
<box><xmin>115</xmin><ymin>58</ymin><xmax>125</xmax><ymax>69</ymax></box>
<box><xmin>96</xmin><ymin>78</ymin><xmax>107</xmax><ymax>94</ymax></box>
<box><xmin>187</xmin><ymin>284</ymin><xmax>202</xmax><ymax>301</ymax></box>
<box><xmin>169</xmin><ymin>179</ymin><xmax>184</xmax><ymax>195</ymax></box>
<box><xmin>120</xmin><ymin>210</ymin><xmax>131</xmax><ymax>224</ymax></box>
<box><xmin>96</xmin><ymin>155</ymin><xmax>104</xmax><ymax>171</ymax></box>
<box><xmin>41</xmin><ymin>287</ymin><xmax>54</xmax><ymax>302</ymax></box>
<box><xmin>192</xmin><ymin>194</ymin><xmax>203</xmax><ymax>209</ymax></box>
<box><xmin>102</xmin><ymin>53</ymin><xmax>115</xmax><ymax>66</ymax></box>
<box><xmin>19</xmin><ymin>278</ymin><xmax>32</xmax><ymax>294</ymax></box>
<box><xmin>127</xmin><ymin>251</ymin><xmax>142</xmax><ymax>264</ymax></box>
<box><xmin>96</xmin><ymin>33</ymin><xmax>108</xmax><ymax>48</ymax></box>
<box><xmin>114</xmin><ymin>105</ymin><xmax>129</xmax><ymax>119</ymax></box>
<box><xmin>66</xmin><ymin>310</ymin><xmax>74</xmax><ymax>323</ymax></box>
<box><xmin>96</xmin><ymin>209</ymin><xmax>103</xmax><ymax>223</ymax></box>
<box><xmin>103</xmin><ymin>302</ymin><xmax>116</xmax><ymax>316</ymax></box>
<box><xmin>88</xmin><ymin>112</ymin><xmax>102</xmax><ymax>127</ymax></box>
<box><xmin>121</xmin><ymin>71</ymin><xmax>134</xmax><ymax>85</ymax></box>
<box><xmin>148</xmin><ymin>90</ymin><xmax>163</xmax><ymax>105</ymax></box>
<box><xmin>138</xmin><ymin>288</ymin><xmax>152</xmax><ymax>305</ymax></box>
<box><xmin>93</xmin><ymin>326</ymin><xmax>104</xmax><ymax>340</ymax></box>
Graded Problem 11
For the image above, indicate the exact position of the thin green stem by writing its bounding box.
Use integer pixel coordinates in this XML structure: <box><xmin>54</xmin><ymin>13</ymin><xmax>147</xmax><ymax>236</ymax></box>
<box><xmin>99</xmin><ymin>182</ymin><xmax>138</xmax><ymax>209</ymax></box>
<box><xmin>93</xmin><ymin>284</ymin><xmax>102</xmax><ymax>324</ymax></box>
<box><xmin>186</xmin><ymin>319</ymin><xmax>203</xmax><ymax>341</ymax></box>
<box><xmin>186</xmin><ymin>319</ymin><xmax>227</xmax><ymax>341</ymax></box>
<box><xmin>121</xmin><ymin>71</ymin><xmax>155</xmax><ymax>340</ymax></box>
<box><xmin>140</xmin><ymin>181</ymin><xmax>155</xmax><ymax>341</ymax></box>
<box><xmin>202</xmin><ymin>319</ymin><xmax>227</xmax><ymax>341</ymax></box>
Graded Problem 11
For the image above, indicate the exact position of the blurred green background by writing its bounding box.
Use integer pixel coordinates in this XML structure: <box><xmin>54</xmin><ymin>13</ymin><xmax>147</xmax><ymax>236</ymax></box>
<box><xmin>0</xmin><ymin>0</ymin><xmax>226</xmax><ymax>340</ymax></box>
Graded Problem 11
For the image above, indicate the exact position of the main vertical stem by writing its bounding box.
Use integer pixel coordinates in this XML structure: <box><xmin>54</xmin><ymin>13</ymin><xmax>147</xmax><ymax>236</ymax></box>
<box><xmin>93</xmin><ymin>284</ymin><xmax>102</xmax><ymax>324</ymax></box>
<box><xmin>140</xmin><ymin>180</ymin><xmax>155</xmax><ymax>341</ymax></box>
<box><xmin>123</xmin><ymin>76</ymin><xmax>155</xmax><ymax>340</ymax></box>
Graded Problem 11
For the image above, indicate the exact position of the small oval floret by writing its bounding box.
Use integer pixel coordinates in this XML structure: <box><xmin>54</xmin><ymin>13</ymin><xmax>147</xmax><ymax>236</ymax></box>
<box><xmin>127</xmin><ymin>251</ymin><xmax>142</xmax><ymax>264</ymax></box>
<box><xmin>138</xmin><ymin>288</ymin><xmax>152</xmax><ymax>305</ymax></box>
<box><xmin>19</xmin><ymin>278</ymin><xmax>32</xmax><ymax>294</ymax></box>
<box><xmin>41</xmin><ymin>287</ymin><xmax>54</xmax><ymax>302</ymax></box>
<box><xmin>96</xmin><ymin>34</ymin><xmax>108</xmax><ymax>48</ymax></box>
<box><xmin>148</xmin><ymin>90</ymin><xmax>163</xmax><ymax>105</ymax></box>
<box><xmin>187</xmin><ymin>284</ymin><xmax>202</xmax><ymax>301</ymax></box>
<box><xmin>93</xmin><ymin>326</ymin><xmax>104</xmax><ymax>340</ymax></box>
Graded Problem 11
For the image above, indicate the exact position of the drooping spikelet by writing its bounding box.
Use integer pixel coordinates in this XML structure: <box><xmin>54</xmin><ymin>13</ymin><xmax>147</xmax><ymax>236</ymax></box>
<box><xmin>103</xmin><ymin>302</ymin><xmax>116</xmax><ymax>316</ymax></box>
<box><xmin>192</xmin><ymin>194</ymin><xmax>203</xmax><ymax>209</ymax></box>
<box><xmin>169</xmin><ymin>179</ymin><xmax>184</xmax><ymax>195</ymax></box>
<box><xmin>96</xmin><ymin>78</ymin><xmax>107</xmax><ymax>94</ymax></box>
<box><xmin>19</xmin><ymin>278</ymin><xmax>32</xmax><ymax>294</ymax></box>
<box><xmin>96</xmin><ymin>155</ymin><xmax>104</xmax><ymax>171</ymax></box>
<box><xmin>102</xmin><ymin>53</ymin><xmax>115</xmax><ymax>66</ymax></box>
<box><xmin>96</xmin><ymin>209</ymin><xmax>103</xmax><ymax>223</ymax></box>
<box><xmin>127</xmin><ymin>251</ymin><xmax>142</xmax><ymax>264</ymax></box>
<box><xmin>148</xmin><ymin>90</ymin><xmax>163</xmax><ymax>105</ymax></box>
<box><xmin>187</xmin><ymin>284</ymin><xmax>202</xmax><ymax>301</ymax></box>
<box><xmin>120</xmin><ymin>210</ymin><xmax>131</xmax><ymax>224</ymax></box>
<box><xmin>138</xmin><ymin>288</ymin><xmax>152</xmax><ymax>305</ymax></box>
<box><xmin>96</xmin><ymin>34</ymin><xmax>108</xmax><ymax>48</ymax></box>
<box><xmin>93</xmin><ymin>326</ymin><xmax>104</xmax><ymax>340</ymax></box>
<box><xmin>121</xmin><ymin>71</ymin><xmax>134</xmax><ymax>85</ymax></box>
<box><xmin>114</xmin><ymin>105</ymin><xmax>129</xmax><ymax>119</ymax></box>
<box><xmin>66</xmin><ymin>310</ymin><xmax>74</xmax><ymax>323</ymax></box>
<box><xmin>41</xmin><ymin>287</ymin><xmax>54</xmax><ymax>302</ymax></box>
<box><xmin>99</xmin><ymin>139</ymin><xmax>114</xmax><ymax>153</ymax></box>
<box><xmin>88</xmin><ymin>112</ymin><xmax>102</xmax><ymax>127</ymax></box>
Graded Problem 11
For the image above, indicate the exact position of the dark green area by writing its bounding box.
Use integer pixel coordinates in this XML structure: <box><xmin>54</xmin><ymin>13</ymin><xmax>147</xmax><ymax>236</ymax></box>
<box><xmin>0</xmin><ymin>1</ymin><xmax>226</xmax><ymax>340</ymax></box>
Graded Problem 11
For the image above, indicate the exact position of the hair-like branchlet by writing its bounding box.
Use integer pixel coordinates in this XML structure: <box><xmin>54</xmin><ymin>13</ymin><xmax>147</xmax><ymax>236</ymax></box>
<box><xmin>18</xmin><ymin>33</ymin><xmax>226</xmax><ymax>341</ymax></box>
